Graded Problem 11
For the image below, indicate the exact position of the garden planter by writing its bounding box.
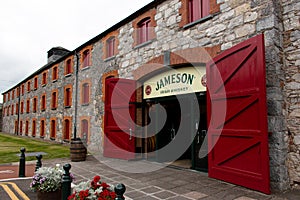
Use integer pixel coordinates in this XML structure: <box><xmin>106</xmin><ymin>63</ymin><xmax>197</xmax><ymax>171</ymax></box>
<box><xmin>37</xmin><ymin>189</ymin><xmax>61</xmax><ymax>200</ymax></box>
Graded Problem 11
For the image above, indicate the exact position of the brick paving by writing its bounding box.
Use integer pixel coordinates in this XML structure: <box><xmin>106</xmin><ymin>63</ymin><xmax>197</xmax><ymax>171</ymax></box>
<box><xmin>42</xmin><ymin>155</ymin><xmax>299</xmax><ymax>200</ymax></box>
<box><xmin>0</xmin><ymin>155</ymin><xmax>299</xmax><ymax>199</ymax></box>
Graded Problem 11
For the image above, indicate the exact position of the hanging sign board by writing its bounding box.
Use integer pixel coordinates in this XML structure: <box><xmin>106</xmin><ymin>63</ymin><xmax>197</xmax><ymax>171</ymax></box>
<box><xmin>143</xmin><ymin>66</ymin><xmax>206</xmax><ymax>99</ymax></box>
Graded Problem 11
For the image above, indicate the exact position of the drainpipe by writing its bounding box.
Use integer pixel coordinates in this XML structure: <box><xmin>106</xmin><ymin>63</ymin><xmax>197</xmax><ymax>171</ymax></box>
<box><xmin>73</xmin><ymin>51</ymin><xmax>79</xmax><ymax>140</ymax></box>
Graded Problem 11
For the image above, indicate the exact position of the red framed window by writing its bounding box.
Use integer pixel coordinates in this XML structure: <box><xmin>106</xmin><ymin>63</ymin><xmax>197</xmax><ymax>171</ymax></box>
<box><xmin>40</xmin><ymin>119</ymin><xmax>45</xmax><ymax>138</ymax></box>
<box><xmin>21</xmin><ymin>84</ymin><xmax>25</xmax><ymax>95</ymax></box>
<box><xmin>64</xmin><ymin>85</ymin><xmax>72</xmax><ymax>107</ymax></box>
<box><xmin>3</xmin><ymin>94</ymin><xmax>6</xmax><ymax>103</ymax></box>
<box><xmin>52</xmin><ymin>65</ymin><xmax>58</xmax><ymax>81</ymax></box>
<box><xmin>50</xmin><ymin>118</ymin><xmax>56</xmax><ymax>139</ymax></box>
<box><xmin>16</xmin><ymin>103</ymin><xmax>19</xmax><ymax>115</ymax></box>
<box><xmin>20</xmin><ymin>121</ymin><xmax>23</xmax><ymax>134</ymax></box>
<box><xmin>32</xmin><ymin>119</ymin><xmax>36</xmax><ymax>137</ymax></box>
<box><xmin>8</xmin><ymin>92</ymin><xmax>10</xmax><ymax>101</ymax></box>
<box><xmin>107</xmin><ymin>37</ymin><xmax>116</xmax><ymax>58</ymax></box>
<box><xmin>51</xmin><ymin>90</ymin><xmax>58</xmax><ymax>109</ymax></box>
<box><xmin>65</xmin><ymin>58</ymin><xmax>73</xmax><ymax>75</ymax></box>
<box><xmin>11</xmin><ymin>104</ymin><xmax>14</xmax><ymax>115</ymax></box>
<box><xmin>42</xmin><ymin>71</ymin><xmax>47</xmax><ymax>85</ymax></box>
<box><xmin>137</xmin><ymin>17</ymin><xmax>151</xmax><ymax>44</ymax></box>
<box><xmin>12</xmin><ymin>90</ymin><xmax>15</xmax><ymax>99</ymax></box>
<box><xmin>16</xmin><ymin>87</ymin><xmax>20</xmax><ymax>97</ymax></box>
<box><xmin>27</xmin><ymin>81</ymin><xmax>31</xmax><ymax>92</ymax></box>
<box><xmin>189</xmin><ymin>0</ymin><xmax>210</xmax><ymax>22</ymax></box>
<box><xmin>33</xmin><ymin>97</ymin><xmax>38</xmax><ymax>112</ymax></box>
<box><xmin>82</xmin><ymin>49</ymin><xmax>90</xmax><ymax>68</ymax></box>
<box><xmin>34</xmin><ymin>77</ymin><xmax>38</xmax><ymax>90</ymax></box>
<box><xmin>64</xmin><ymin>117</ymin><xmax>72</xmax><ymax>141</ymax></box>
<box><xmin>26</xmin><ymin>99</ymin><xmax>30</xmax><ymax>113</ymax></box>
<box><xmin>7</xmin><ymin>105</ymin><xmax>10</xmax><ymax>116</ymax></box>
<box><xmin>14</xmin><ymin>121</ymin><xmax>18</xmax><ymax>134</ymax></box>
<box><xmin>41</xmin><ymin>94</ymin><xmax>46</xmax><ymax>111</ymax></box>
<box><xmin>25</xmin><ymin>120</ymin><xmax>29</xmax><ymax>135</ymax></box>
<box><xmin>20</xmin><ymin>101</ymin><xmax>24</xmax><ymax>114</ymax></box>
<box><xmin>82</xmin><ymin>83</ymin><xmax>90</xmax><ymax>105</ymax></box>
<box><xmin>81</xmin><ymin>119</ymin><xmax>89</xmax><ymax>142</ymax></box>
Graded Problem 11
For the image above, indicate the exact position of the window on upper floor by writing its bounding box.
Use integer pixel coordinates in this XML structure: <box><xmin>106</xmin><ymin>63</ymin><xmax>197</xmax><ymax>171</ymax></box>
<box><xmin>137</xmin><ymin>17</ymin><xmax>151</xmax><ymax>45</ymax></box>
<box><xmin>42</xmin><ymin>71</ymin><xmax>48</xmax><ymax>85</ymax></box>
<box><xmin>20</xmin><ymin>101</ymin><xmax>24</xmax><ymax>114</ymax></box>
<box><xmin>8</xmin><ymin>92</ymin><xmax>10</xmax><ymax>101</ymax></box>
<box><xmin>16</xmin><ymin>87</ymin><xmax>20</xmax><ymax>97</ymax></box>
<box><xmin>11</xmin><ymin>104</ymin><xmax>14</xmax><ymax>115</ymax></box>
<box><xmin>51</xmin><ymin>90</ymin><xmax>58</xmax><ymax>109</ymax></box>
<box><xmin>26</xmin><ymin>99</ymin><xmax>30</xmax><ymax>113</ymax></box>
<box><xmin>33</xmin><ymin>97</ymin><xmax>38</xmax><ymax>113</ymax></box>
<box><xmin>82</xmin><ymin>49</ymin><xmax>91</xmax><ymax>69</ymax></box>
<box><xmin>189</xmin><ymin>0</ymin><xmax>210</xmax><ymax>22</ymax></box>
<box><xmin>81</xmin><ymin>82</ymin><xmax>90</xmax><ymax>105</ymax></box>
<box><xmin>41</xmin><ymin>94</ymin><xmax>46</xmax><ymax>111</ymax></box>
<box><xmin>16</xmin><ymin>103</ymin><xmax>19</xmax><ymax>115</ymax></box>
<box><xmin>65</xmin><ymin>58</ymin><xmax>73</xmax><ymax>75</ymax></box>
<box><xmin>3</xmin><ymin>94</ymin><xmax>6</xmax><ymax>103</ymax></box>
<box><xmin>27</xmin><ymin>81</ymin><xmax>31</xmax><ymax>92</ymax></box>
<box><xmin>12</xmin><ymin>90</ymin><xmax>15</xmax><ymax>99</ymax></box>
<box><xmin>21</xmin><ymin>84</ymin><xmax>25</xmax><ymax>95</ymax></box>
<box><xmin>179</xmin><ymin>0</ymin><xmax>219</xmax><ymax>28</ymax></box>
<box><xmin>106</xmin><ymin>37</ymin><xmax>116</xmax><ymax>58</ymax></box>
<box><xmin>34</xmin><ymin>76</ymin><xmax>38</xmax><ymax>90</ymax></box>
<box><xmin>52</xmin><ymin>65</ymin><xmax>58</xmax><ymax>81</ymax></box>
<box><xmin>64</xmin><ymin>85</ymin><xmax>72</xmax><ymax>108</ymax></box>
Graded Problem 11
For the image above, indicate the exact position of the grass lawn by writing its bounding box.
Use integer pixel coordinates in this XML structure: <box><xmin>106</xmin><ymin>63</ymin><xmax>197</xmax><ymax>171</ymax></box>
<box><xmin>0</xmin><ymin>132</ymin><xmax>70</xmax><ymax>164</ymax></box>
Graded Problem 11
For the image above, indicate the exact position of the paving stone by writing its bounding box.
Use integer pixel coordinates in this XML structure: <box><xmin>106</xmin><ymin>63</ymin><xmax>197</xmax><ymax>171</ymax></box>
<box><xmin>152</xmin><ymin>190</ymin><xmax>177</xmax><ymax>199</ymax></box>
<box><xmin>183</xmin><ymin>191</ymin><xmax>209</xmax><ymax>199</ymax></box>
<box><xmin>234</xmin><ymin>197</ymin><xmax>257</xmax><ymax>200</ymax></box>
<box><xmin>140</xmin><ymin>186</ymin><xmax>163</xmax><ymax>194</ymax></box>
<box><xmin>125</xmin><ymin>190</ymin><xmax>147</xmax><ymax>199</ymax></box>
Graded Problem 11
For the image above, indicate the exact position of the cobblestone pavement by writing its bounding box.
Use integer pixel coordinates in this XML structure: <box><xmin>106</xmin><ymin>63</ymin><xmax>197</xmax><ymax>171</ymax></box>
<box><xmin>40</xmin><ymin>155</ymin><xmax>299</xmax><ymax>200</ymax></box>
<box><xmin>0</xmin><ymin>155</ymin><xmax>299</xmax><ymax>199</ymax></box>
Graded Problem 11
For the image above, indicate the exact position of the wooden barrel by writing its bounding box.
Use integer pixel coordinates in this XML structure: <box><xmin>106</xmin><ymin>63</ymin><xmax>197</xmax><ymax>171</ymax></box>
<box><xmin>70</xmin><ymin>139</ymin><xmax>87</xmax><ymax>162</ymax></box>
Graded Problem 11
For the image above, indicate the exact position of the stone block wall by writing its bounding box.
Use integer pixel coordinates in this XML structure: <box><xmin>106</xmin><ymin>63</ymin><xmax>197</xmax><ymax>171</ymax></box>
<box><xmin>1</xmin><ymin>0</ymin><xmax>299</xmax><ymax>191</ymax></box>
<box><xmin>282</xmin><ymin>0</ymin><xmax>300</xmax><ymax>187</ymax></box>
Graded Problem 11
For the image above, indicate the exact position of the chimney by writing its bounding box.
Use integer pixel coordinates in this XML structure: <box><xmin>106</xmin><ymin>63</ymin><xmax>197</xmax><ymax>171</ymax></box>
<box><xmin>47</xmin><ymin>47</ymin><xmax>70</xmax><ymax>63</ymax></box>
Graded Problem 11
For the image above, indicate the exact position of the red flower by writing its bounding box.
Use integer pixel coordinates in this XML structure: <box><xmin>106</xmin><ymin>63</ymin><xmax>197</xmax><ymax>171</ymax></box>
<box><xmin>100</xmin><ymin>182</ymin><xmax>109</xmax><ymax>189</ymax></box>
<box><xmin>93</xmin><ymin>175</ymin><xmax>101</xmax><ymax>183</ymax></box>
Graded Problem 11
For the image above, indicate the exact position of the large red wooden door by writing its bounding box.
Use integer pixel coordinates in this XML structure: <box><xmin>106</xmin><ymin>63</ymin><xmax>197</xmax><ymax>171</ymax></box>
<box><xmin>104</xmin><ymin>78</ymin><xmax>136</xmax><ymax>160</ymax></box>
<box><xmin>207</xmin><ymin>34</ymin><xmax>270</xmax><ymax>194</ymax></box>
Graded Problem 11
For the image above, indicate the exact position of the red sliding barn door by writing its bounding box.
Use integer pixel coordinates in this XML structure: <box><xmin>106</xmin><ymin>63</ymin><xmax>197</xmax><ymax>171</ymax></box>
<box><xmin>104</xmin><ymin>78</ymin><xmax>136</xmax><ymax>160</ymax></box>
<box><xmin>207</xmin><ymin>34</ymin><xmax>270</xmax><ymax>194</ymax></box>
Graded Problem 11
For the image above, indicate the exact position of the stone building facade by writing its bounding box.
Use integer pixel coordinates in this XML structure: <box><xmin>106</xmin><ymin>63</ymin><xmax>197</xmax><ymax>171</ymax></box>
<box><xmin>1</xmin><ymin>0</ymin><xmax>299</xmax><ymax>192</ymax></box>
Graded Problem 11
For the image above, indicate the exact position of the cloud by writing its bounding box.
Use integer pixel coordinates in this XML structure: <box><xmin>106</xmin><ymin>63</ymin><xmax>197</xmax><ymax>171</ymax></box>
<box><xmin>0</xmin><ymin>0</ymin><xmax>152</xmax><ymax>102</ymax></box>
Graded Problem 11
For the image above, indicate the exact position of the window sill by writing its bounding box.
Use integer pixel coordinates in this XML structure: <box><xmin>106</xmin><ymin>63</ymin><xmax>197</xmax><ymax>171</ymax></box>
<box><xmin>134</xmin><ymin>39</ymin><xmax>154</xmax><ymax>49</ymax></box>
<box><xmin>52</xmin><ymin>79</ymin><xmax>58</xmax><ymax>83</ymax></box>
<box><xmin>40</xmin><ymin>136</ymin><xmax>45</xmax><ymax>139</ymax></box>
<box><xmin>104</xmin><ymin>56</ymin><xmax>116</xmax><ymax>62</ymax></box>
<box><xmin>34</xmin><ymin>88</ymin><xmax>37</xmax><ymax>91</ymax></box>
<box><xmin>42</xmin><ymin>84</ymin><xmax>47</xmax><ymax>87</ymax></box>
<box><xmin>81</xmin><ymin>103</ymin><xmax>90</xmax><ymax>107</ymax></box>
<box><xmin>41</xmin><ymin>109</ymin><xmax>46</xmax><ymax>112</ymax></box>
<box><xmin>65</xmin><ymin>105</ymin><xmax>72</xmax><ymax>109</ymax></box>
<box><xmin>50</xmin><ymin>137</ymin><xmax>55</xmax><ymax>141</ymax></box>
<box><xmin>81</xmin><ymin>66</ymin><xmax>90</xmax><ymax>71</ymax></box>
<box><xmin>51</xmin><ymin>107</ymin><xmax>57</xmax><ymax>110</ymax></box>
<box><xmin>65</xmin><ymin>73</ymin><xmax>72</xmax><ymax>77</ymax></box>
<box><xmin>183</xmin><ymin>14</ymin><xmax>215</xmax><ymax>29</ymax></box>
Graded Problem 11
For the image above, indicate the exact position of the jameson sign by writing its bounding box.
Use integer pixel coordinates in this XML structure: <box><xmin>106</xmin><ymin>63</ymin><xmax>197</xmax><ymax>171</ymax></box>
<box><xmin>143</xmin><ymin>66</ymin><xmax>206</xmax><ymax>99</ymax></box>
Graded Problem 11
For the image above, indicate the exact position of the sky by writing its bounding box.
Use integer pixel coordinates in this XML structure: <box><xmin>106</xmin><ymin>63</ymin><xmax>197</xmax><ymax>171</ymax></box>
<box><xmin>0</xmin><ymin>0</ymin><xmax>153</xmax><ymax>103</ymax></box>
